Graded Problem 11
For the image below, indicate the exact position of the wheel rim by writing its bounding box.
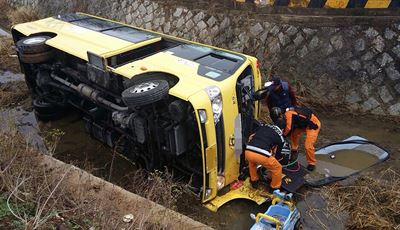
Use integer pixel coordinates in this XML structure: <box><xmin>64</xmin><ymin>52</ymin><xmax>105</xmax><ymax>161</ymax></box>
<box><xmin>130</xmin><ymin>82</ymin><xmax>159</xmax><ymax>94</ymax></box>
<box><xmin>23</xmin><ymin>37</ymin><xmax>46</xmax><ymax>45</ymax></box>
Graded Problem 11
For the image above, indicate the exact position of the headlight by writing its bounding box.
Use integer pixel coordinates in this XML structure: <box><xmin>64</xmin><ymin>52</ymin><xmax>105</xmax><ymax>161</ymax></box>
<box><xmin>205</xmin><ymin>86</ymin><xmax>223</xmax><ymax>124</ymax></box>
<box><xmin>217</xmin><ymin>176</ymin><xmax>225</xmax><ymax>190</ymax></box>
<box><xmin>204</xmin><ymin>188</ymin><xmax>212</xmax><ymax>200</ymax></box>
<box><xmin>198</xmin><ymin>109</ymin><xmax>207</xmax><ymax>123</ymax></box>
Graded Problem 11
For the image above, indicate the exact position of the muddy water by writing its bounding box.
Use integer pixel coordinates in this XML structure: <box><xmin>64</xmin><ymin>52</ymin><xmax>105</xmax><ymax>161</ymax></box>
<box><xmin>39</xmin><ymin>111</ymin><xmax>138</xmax><ymax>183</ymax></box>
<box><xmin>316</xmin><ymin>149</ymin><xmax>379</xmax><ymax>170</ymax></box>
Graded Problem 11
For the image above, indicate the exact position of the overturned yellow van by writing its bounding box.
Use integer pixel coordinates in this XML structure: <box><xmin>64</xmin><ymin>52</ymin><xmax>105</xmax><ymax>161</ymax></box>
<box><xmin>12</xmin><ymin>13</ymin><xmax>267</xmax><ymax>211</ymax></box>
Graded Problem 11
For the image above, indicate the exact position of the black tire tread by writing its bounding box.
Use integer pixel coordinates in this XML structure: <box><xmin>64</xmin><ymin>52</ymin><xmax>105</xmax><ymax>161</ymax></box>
<box><xmin>19</xmin><ymin>50</ymin><xmax>54</xmax><ymax>64</ymax></box>
<box><xmin>34</xmin><ymin>110</ymin><xmax>62</xmax><ymax>122</ymax></box>
<box><xmin>33</xmin><ymin>98</ymin><xmax>59</xmax><ymax>114</ymax></box>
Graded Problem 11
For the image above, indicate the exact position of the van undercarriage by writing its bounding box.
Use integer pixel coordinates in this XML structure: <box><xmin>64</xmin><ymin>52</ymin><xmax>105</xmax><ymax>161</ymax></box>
<box><xmin>15</xmin><ymin>36</ymin><xmax>204</xmax><ymax>192</ymax></box>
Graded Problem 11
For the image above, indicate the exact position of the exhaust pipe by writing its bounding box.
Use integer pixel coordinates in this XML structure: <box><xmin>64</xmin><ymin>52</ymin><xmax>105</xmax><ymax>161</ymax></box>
<box><xmin>50</xmin><ymin>73</ymin><xmax>128</xmax><ymax>111</ymax></box>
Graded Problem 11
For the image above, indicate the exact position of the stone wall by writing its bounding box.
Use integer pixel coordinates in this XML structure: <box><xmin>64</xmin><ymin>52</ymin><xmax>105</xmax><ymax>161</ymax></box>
<box><xmin>9</xmin><ymin>0</ymin><xmax>400</xmax><ymax>115</ymax></box>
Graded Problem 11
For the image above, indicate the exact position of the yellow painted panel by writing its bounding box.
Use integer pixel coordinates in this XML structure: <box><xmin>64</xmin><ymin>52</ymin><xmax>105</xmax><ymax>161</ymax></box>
<box><xmin>203</xmin><ymin>178</ymin><xmax>272</xmax><ymax>212</ymax></box>
<box><xmin>365</xmin><ymin>0</ymin><xmax>391</xmax><ymax>8</ymax></box>
<box><xmin>289</xmin><ymin>0</ymin><xmax>310</xmax><ymax>7</ymax></box>
<box><xmin>206</xmin><ymin>144</ymin><xmax>217</xmax><ymax>173</ymax></box>
<box><xmin>324</xmin><ymin>0</ymin><xmax>349</xmax><ymax>8</ymax></box>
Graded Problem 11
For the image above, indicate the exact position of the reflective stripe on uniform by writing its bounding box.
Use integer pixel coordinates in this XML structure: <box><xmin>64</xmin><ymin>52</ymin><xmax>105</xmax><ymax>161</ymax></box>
<box><xmin>246</xmin><ymin>145</ymin><xmax>272</xmax><ymax>157</ymax></box>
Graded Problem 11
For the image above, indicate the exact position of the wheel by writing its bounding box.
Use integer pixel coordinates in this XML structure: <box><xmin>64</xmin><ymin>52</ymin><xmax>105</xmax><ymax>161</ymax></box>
<box><xmin>168</xmin><ymin>100</ymin><xmax>187</xmax><ymax>122</ymax></box>
<box><xmin>34</xmin><ymin>110</ymin><xmax>62</xmax><ymax>122</ymax></box>
<box><xmin>16</xmin><ymin>36</ymin><xmax>54</xmax><ymax>64</ymax></box>
<box><xmin>122</xmin><ymin>79</ymin><xmax>169</xmax><ymax>107</ymax></box>
<box><xmin>16</xmin><ymin>36</ymin><xmax>52</xmax><ymax>54</ymax></box>
<box><xmin>294</xmin><ymin>220</ymin><xmax>303</xmax><ymax>230</ymax></box>
<box><xmin>32</xmin><ymin>98</ymin><xmax>63</xmax><ymax>122</ymax></box>
<box><xmin>19</xmin><ymin>50</ymin><xmax>54</xmax><ymax>64</ymax></box>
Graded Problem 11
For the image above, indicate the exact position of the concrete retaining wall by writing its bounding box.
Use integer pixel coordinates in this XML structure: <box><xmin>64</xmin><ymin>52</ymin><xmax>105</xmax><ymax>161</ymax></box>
<box><xmin>9</xmin><ymin>0</ymin><xmax>400</xmax><ymax>115</ymax></box>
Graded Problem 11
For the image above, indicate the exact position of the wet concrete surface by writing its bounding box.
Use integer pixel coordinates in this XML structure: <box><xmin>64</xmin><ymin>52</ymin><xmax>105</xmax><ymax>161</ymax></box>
<box><xmin>2</xmin><ymin>70</ymin><xmax>400</xmax><ymax>229</ymax></box>
<box><xmin>0</xmin><ymin>27</ymin><xmax>10</xmax><ymax>37</ymax></box>
<box><xmin>0</xmin><ymin>71</ymin><xmax>24</xmax><ymax>83</ymax></box>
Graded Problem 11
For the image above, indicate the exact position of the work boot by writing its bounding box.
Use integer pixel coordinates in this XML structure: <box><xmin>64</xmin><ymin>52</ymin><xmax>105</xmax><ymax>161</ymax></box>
<box><xmin>268</xmin><ymin>186</ymin><xmax>279</xmax><ymax>194</ymax></box>
<box><xmin>290</xmin><ymin>150</ymin><xmax>298</xmax><ymax>162</ymax></box>
<box><xmin>307</xmin><ymin>164</ymin><xmax>316</xmax><ymax>171</ymax></box>
<box><xmin>250</xmin><ymin>180</ymin><xmax>259</xmax><ymax>189</ymax></box>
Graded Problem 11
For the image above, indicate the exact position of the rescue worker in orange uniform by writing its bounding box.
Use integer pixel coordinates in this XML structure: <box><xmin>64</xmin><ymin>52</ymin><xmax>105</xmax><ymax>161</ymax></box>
<box><xmin>245</xmin><ymin>124</ymin><xmax>285</xmax><ymax>192</ymax></box>
<box><xmin>272</xmin><ymin>107</ymin><xmax>321</xmax><ymax>171</ymax></box>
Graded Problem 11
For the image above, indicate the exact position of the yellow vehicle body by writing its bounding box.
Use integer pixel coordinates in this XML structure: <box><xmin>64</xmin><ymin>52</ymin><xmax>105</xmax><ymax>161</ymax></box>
<box><xmin>12</xmin><ymin>13</ymin><xmax>267</xmax><ymax>211</ymax></box>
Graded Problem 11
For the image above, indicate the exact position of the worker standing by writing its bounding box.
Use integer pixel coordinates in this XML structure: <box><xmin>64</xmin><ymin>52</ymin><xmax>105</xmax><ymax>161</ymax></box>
<box><xmin>272</xmin><ymin>107</ymin><xmax>321</xmax><ymax>171</ymax></box>
<box><xmin>245</xmin><ymin>124</ymin><xmax>285</xmax><ymax>192</ymax></box>
<box><xmin>264</xmin><ymin>75</ymin><xmax>297</xmax><ymax>112</ymax></box>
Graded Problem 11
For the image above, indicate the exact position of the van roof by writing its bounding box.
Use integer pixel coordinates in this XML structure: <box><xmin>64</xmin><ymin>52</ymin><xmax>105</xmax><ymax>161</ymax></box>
<box><xmin>13</xmin><ymin>13</ymin><xmax>256</xmax><ymax>98</ymax></box>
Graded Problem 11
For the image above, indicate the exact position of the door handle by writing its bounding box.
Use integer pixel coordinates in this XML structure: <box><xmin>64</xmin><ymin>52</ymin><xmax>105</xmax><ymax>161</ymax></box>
<box><xmin>229</xmin><ymin>134</ymin><xmax>235</xmax><ymax>148</ymax></box>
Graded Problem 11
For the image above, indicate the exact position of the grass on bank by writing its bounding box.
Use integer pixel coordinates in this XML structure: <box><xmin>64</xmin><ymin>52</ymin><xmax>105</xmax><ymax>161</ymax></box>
<box><xmin>319</xmin><ymin>169</ymin><xmax>400</xmax><ymax>229</ymax></box>
<box><xmin>0</xmin><ymin>37</ymin><xmax>20</xmax><ymax>73</ymax></box>
<box><xmin>0</xmin><ymin>80</ymin><xmax>29</xmax><ymax>107</ymax></box>
<box><xmin>0</xmin><ymin>0</ymin><xmax>41</xmax><ymax>73</ymax></box>
<box><xmin>0</xmin><ymin>124</ymin><xmax>183</xmax><ymax>229</ymax></box>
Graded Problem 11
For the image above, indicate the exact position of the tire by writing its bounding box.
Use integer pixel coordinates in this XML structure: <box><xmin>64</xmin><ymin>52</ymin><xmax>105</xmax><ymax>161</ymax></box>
<box><xmin>19</xmin><ymin>50</ymin><xmax>54</xmax><ymax>64</ymax></box>
<box><xmin>33</xmin><ymin>98</ymin><xmax>58</xmax><ymax>114</ymax></box>
<box><xmin>16</xmin><ymin>36</ymin><xmax>52</xmax><ymax>54</ymax></box>
<box><xmin>33</xmin><ymin>98</ymin><xmax>63</xmax><ymax>121</ymax></box>
<box><xmin>294</xmin><ymin>220</ymin><xmax>303</xmax><ymax>230</ymax></box>
<box><xmin>34</xmin><ymin>110</ymin><xmax>62</xmax><ymax>122</ymax></box>
<box><xmin>169</xmin><ymin>100</ymin><xmax>187</xmax><ymax>122</ymax></box>
<box><xmin>122</xmin><ymin>79</ymin><xmax>169</xmax><ymax>107</ymax></box>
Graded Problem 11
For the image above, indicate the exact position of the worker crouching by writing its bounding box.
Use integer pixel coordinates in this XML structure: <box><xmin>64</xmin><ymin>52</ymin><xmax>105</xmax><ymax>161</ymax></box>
<box><xmin>245</xmin><ymin>125</ymin><xmax>285</xmax><ymax>193</ymax></box>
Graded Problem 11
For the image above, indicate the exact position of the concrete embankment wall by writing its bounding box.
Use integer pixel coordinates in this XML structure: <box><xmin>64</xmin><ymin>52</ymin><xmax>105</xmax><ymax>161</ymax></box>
<box><xmin>8</xmin><ymin>0</ymin><xmax>400</xmax><ymax>116</ymax></box>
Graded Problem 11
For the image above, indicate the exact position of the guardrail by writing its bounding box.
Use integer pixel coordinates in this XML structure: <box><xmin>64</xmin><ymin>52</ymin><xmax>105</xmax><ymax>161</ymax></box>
<box><xmin>243</xmin><ymin>0</ymin><xmax>399</xmax><ymax>8</ymax></box>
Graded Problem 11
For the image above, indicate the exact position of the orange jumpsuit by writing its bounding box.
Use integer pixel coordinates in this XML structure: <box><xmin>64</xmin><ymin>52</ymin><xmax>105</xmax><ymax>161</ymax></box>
<box><xmin>283</xmin><ymin>110</ymin><xmax>321</xmax><ymax>166</ymax></box>
<box><xmin>245</xmin><ymin>150</ymin><xmax>282</xmax><ymax>189</ymax></box>
<box><xmin>245</xmin><ymin>125</ymin><xmax>284</xmax><ymax>189</ymax></box>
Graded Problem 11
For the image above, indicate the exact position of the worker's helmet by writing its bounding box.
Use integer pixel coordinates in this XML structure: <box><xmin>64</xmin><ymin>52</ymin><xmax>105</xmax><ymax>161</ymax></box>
<box><xmin>270</xmin><ymin>107</ymin><xmax>283</xmax><ymax>122</ymax></box>
<box><xmin>274</xmin><ymin>117</ymin><xmax>286</xmax><ymax>130</ymax></box>
<box><xmin>270</xmin><ymin>75</ymin><xmax>281</xmax><ymax>84</ymax></box>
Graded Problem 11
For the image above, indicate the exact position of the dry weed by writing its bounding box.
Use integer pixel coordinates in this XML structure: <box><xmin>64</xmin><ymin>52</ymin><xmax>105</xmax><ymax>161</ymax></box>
<box><xmin>0</xmin><ymin>127</ymin><xmax>171</xmax><ymax>229</ymax></box>
<box><xmin>0</xmin><ymin>81</ymin><xmax>29</xmax><ymax>107</ymax></box>
<box><xmin>0</xmin><ymin>0</ymin><xmax>12</xmax><ymax>28</ymax></box>
<box><xmin>0</xmin><ymin>37</ymin><xmax>20</xmax><ymax>73</ymax></box>
<box><xmin>320</xmin><ymin>169</ymin><xmax>400</xmax><ymax>229</ymax></box>
<box><xmin>120</xmin><ymin>169</ymin><xmax>185</xmax><ymax>211</ymax></box>
<box><xmin>8</xmin><ymin>6</ymin><xmax>41</xmax><ymax>26</ymax></box>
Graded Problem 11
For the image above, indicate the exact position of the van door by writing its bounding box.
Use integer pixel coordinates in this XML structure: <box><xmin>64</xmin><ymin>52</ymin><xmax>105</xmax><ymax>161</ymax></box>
<box><xmin>236</xmin><ymin>65</ymin><xmax>259</xmax><ymax>168</ymax></box>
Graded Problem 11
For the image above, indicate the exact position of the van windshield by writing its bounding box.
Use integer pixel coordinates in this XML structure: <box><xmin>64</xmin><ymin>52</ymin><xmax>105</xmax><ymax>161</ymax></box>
<box><xmin>167</xmin><ymin>44</ymin><xmax>246</xmax><ymax>81</ymax></box>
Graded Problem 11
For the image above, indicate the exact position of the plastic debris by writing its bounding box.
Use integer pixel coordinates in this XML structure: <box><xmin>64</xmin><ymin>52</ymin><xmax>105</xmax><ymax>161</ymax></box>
<box><xmin>122</xmin><ymin>214</ymin><xmax>134</xmax><ymax>223</ymax></box>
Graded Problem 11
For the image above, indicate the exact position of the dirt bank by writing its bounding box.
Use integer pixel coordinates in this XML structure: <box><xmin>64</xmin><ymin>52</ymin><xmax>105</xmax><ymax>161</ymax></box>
<box><xmin>0</xmin><ymin>120</ymin><xmax>213</xmax><ymax>229</ymax></box>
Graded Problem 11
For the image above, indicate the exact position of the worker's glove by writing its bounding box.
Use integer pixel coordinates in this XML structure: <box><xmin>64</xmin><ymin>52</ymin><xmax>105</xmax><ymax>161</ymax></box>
<box><xmin>308</xmin><ymin>121</ymin><xmax>319</xmax><ymax>130</ymax></box>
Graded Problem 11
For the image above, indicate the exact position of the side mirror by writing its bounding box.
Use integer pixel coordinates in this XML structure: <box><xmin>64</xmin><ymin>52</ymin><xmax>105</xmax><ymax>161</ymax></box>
<box><xmin>253</xmin><ymin>88</ymin><xmax>270</xmax><ymax>101</ymax></box>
